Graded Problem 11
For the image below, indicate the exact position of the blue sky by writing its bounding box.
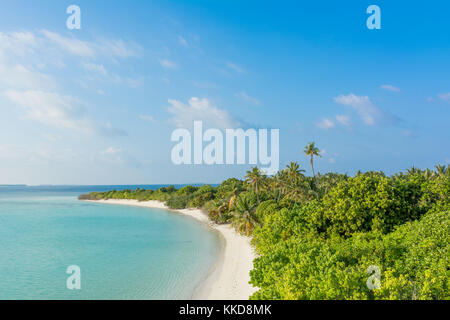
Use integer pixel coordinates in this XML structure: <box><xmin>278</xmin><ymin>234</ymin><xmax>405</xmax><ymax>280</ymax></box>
<box><xmin>0</xmin><ymin>0</ymin><xmax>449</xmax><ymax>185</ymax></box>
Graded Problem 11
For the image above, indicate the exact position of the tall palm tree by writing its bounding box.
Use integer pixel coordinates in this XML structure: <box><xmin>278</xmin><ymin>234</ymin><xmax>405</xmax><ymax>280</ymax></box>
<box><xmin>303</xmin><ymin>142</ymin><xmax>322</xmax><ymax>177</ymax></box>
<box><xmin>269</xmin><ymin>171</ymin><xmax>287</xmax><ymax>203</ymax></box>
<box><xmin>245</xmin><ymin>167</ymin><xmax>266</xmax><ymax>204</ymax></box>
<box><xmin>232</xmin><ymin>195</ymin><xmax>259</xmax><ymax>236</ymax></box>
<box><xmin>228</xmin><ymin>181</ymin><xmax>240</xmax><ymax>210</ymax></box>
<box><xmin>286</xmin><ymin>161</ymin><xmax>305</xmax><ymax>184</ymax></box>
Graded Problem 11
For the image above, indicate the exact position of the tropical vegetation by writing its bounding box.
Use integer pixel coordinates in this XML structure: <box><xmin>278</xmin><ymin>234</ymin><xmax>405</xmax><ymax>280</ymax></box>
<box><xmin>79</xmin><ymin>143</ymin><xmax>449</xmax><ymax>300</ymax></box>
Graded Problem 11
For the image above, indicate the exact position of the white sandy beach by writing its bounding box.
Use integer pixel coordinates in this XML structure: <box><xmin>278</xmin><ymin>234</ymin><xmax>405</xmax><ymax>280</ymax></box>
<box><xmin>85</xmin><ymin>199</ymin><xmax>258</xmax><ymax>300</ymax></box>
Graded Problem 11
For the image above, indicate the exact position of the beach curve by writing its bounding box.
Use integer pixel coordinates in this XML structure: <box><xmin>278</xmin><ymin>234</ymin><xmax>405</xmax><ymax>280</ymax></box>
<box><xmin>83</xmin><ymin>199</ymin><xmax>258</xmax><ymax>300</ymax></box>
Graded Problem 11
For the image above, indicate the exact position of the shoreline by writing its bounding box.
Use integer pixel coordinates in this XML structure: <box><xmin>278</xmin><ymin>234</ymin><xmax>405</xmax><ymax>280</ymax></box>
<box><xmin>83</xmin><ymin>199</ymin><xmax>257</xmax><ymax>300</ymax></box>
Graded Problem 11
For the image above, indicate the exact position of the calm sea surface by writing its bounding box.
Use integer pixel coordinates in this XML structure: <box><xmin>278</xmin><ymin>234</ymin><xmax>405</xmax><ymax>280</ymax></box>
<box><xmin>0</xmin><ymin>185</ymin><xmax>221</xmax><ymax>299</ymax></box>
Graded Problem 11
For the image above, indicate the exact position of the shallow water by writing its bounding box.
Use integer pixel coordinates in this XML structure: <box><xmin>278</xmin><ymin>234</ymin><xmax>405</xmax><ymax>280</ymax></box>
<box><xmin>0</xmin><ymin>186</ymin><xmax>221</xmax><ymax>299</ymax></box>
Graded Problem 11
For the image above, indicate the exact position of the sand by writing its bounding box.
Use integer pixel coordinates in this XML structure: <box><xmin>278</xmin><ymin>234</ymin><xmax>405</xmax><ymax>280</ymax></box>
<box><xmin>84</xmin><ymin>199</ymin><xmax>258</xmax><ymax>300</ymax></box>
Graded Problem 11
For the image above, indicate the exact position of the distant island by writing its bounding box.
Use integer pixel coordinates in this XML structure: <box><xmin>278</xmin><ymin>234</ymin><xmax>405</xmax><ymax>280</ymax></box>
<box><xmin>80</xmin><ymin>143</ymin><xmax>449</xmax><ymax>300</ymax></box>
<box><xmin>0</xmin><ymin>185</ymin><xmax>27</xmax><ymax>187</ymax></box>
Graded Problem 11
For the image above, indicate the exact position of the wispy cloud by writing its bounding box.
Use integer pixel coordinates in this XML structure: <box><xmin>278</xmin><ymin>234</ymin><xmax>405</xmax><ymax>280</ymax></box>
<box><xmin>178</xmin><ymin>36</ymin><xmax>188</xmax><ymax>47</ymax></box>
<box><xmin>3</xmin><ymin>89</ymin><xmax>127</xmax><ymax>137</ymax></box>
<box><xmin>334</xmin><ymin>93</ymin><xmax>399</xmax><ymax>126</ymax></box>
<box><xmin>159</xmin><ymin>58</ymin><xmax>177</xmax><ymax>69</ymax></box>
<box><xmin>41</xmin><ymin>30</ymin><xmax>95</xmax><ymax>57</ymax></box>
<box><xmin>4</xmin><ymin>90</ymin><xmax>91</xmax><ymax>132</ymax></box>
<box><xmin>335</xmin><ymin>114</ymin><xmax>351</xmax><ymax>127</ymax></box>
<box><xmin>402</xmin><ymin>130</ymin><xmax>418</xmax><ymax>138</ymax></box>
<box><xmin>236</xmin><ymin>91</ymin><xmax>260</xmax><ymax>106</ymax></box>
<box><xmin>41</xmin><ymin>30</ymin><xmax>142</xmax><ymax>59</ymax></box>
<box><xmin>316</xmin><ymin>118</ymin><xmax>335</xmax><ymax>129</ymax></box>
<box><xmin>82</xmin><ymin>62</ymin><xmax>108</xmax><ymax>76</ymax></box>
<box><xmin>167</xmin><ymin>97</ymin><xmax>239</xmax><ymax>129</ymax></box>
<box><xmin>139</xmin><ymin>115</ymin><xmax>156</xmax><ymax>122</ymax></box>
<box><xmin>0</xmin><ymin>63</ymin><xmax>54</xmax><ymax>90</ymax></box>
<box><xmin>0</xmin><ymin>29</ymin><xmax>141</xmax><ymax>142</ymax></box>
<box><xmin>226</xmin><ymin>61</ymin><xmax>244</xmax><ymax>73</ymax></box>
<box><xmin>438</xmin><ymin>92</ymin><xmax>450</xmax><ymax>102</ymax></box>
<box><xmin>380</xmin><ymin>84</ymin><xmax>401</xmax><ymax>92</ymax></box>
<box><xmin>101</xmin><ymin>147</ymin><xmax>123</xmax><ymax>155</ymax></box>
<box><xmin>98</xmin><ymin>122</ymin><xmax>127</xmax><ymax>137</ymax></box>
<box><xmin>79</xmin><ymin>61</ymin><xmax>144</xmax><ymax>89</ymax></box>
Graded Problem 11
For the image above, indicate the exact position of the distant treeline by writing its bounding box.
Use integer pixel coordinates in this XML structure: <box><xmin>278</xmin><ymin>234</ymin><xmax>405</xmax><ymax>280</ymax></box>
<box><xmin>79</xmin><ymin>164</ymin><xmax>449</xmax><ymax>300</ymax></box>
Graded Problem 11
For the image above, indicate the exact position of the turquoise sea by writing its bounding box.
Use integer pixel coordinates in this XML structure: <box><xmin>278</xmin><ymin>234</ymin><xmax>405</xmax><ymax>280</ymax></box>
<box><xmin>0</xmin><ymin>185</ymin><xmax>221</xmax><ymax>300</ymax></box>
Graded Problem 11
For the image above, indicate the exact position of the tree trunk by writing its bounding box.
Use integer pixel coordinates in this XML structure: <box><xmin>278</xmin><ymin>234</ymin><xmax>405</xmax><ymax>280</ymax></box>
<box><xmin>256</xmin><ymin>181</ymin><xmax>260</xmax><ymax>204</ymax></box>
<box><xmin>310</xmin><ymin>155</ymin><xmax>315</xmax><ymax>177</ymax></box>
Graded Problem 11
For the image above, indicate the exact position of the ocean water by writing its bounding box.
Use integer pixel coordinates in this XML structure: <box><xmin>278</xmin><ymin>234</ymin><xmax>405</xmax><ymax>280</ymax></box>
<box><xmin>0</xmin><ymin>185</ymin><xmax>221</xmax><ymax>300</ymax></box>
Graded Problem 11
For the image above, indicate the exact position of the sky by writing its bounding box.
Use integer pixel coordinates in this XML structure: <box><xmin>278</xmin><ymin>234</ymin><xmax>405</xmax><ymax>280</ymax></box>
<box><xmin>0</xmin><ymin>0</ymin><xmax>449</xmax><ymax>185</ymax></box>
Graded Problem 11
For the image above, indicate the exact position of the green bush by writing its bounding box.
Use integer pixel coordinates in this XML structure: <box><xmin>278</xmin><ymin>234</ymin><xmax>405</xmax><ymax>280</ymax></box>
<box><xmin>319</xmin><ymin>172</ymin><xmax>427</xmax><ymax>236</ymax></box>
<box><xmin>250</xmin><ymin>211</ymin><xmax>449</xmax><ymax>300</ymax></box>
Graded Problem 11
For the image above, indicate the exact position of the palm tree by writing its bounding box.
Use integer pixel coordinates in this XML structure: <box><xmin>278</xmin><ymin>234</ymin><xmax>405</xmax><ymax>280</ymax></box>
<box><xmin>228</xmin><ymin>181</ymin><xmax>240</xmax><ymax>210</ymax></box>
<box><xmin>245</xmin><ymin>167</ymin><xmax>266</xmax><ymax>204</ymax></box>
<box><xmin>407</xmin><ymin>166</ymin><xmax>420</xmax><ymax>175</ymax></box>
<box><xmin>435</xmin><ymin>164</ymin><xmax>447</xmax><ymax>176</ymax></box>
<box><xmin>423</xmin><ymin>168</ymin><xmax>434</xmax><ymax>180</ymax></box>
<box><xmin>303</xmin><ymin>142</ymin><xmax>322</xmax><ymax>177</ymax></box>
<box><xmin>232</xmin><ymin>195</ymin><xmax>259</xmax><ymax>236</ymax></box>
<box><xmin>269</xmin><ymin>171</ymin><xmax>288</xmax><ymax>203</ymax></box>
<box><xmin>209</xmin><ymin>200</ymin><xmax>230</xmax><ymax>224</ymax></box>
<box><xmin>286</xmin><ymin>161</ymin><xmax>305</xmax><ymax>184</ymax></box>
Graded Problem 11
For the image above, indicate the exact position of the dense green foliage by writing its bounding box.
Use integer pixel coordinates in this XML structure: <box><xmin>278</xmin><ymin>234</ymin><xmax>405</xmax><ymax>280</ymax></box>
<box><xmin>79</xmin><ymin>160</ymin><xmax>449</xmax><ymax>300</ymax></box>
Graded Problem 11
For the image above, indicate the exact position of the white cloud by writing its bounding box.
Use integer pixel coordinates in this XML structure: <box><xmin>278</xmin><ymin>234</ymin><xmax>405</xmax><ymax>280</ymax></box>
<box><xmin>41</xmin><ymin>30</ymin><xmax>95</xmax><ymax>57</ymax></box>
<box><xmin>159</xmin><ymin>59</ymin><xmax>177</xmax><ymax>69</ymax></box>
<box><xmin>98</xmin><ymin>39</ymin><xmax>141</xmax><ymax>58</ymax></box>
<box><xmin>402</xmin><ymin>130</ymin><xmax>418</xmax><ymax>138</ymax></box>
<box><xmin>178</xmin><ymin>36</ymin><xmax>188</xmax><ymax>47</ymax></box>
<box><xmin>0</xmin><ymin>29</ymin><xmax>142</xmax><ymax>92</ymax></box>
<box><xmin>0</xmin><ymin>63</ymin><xmax>54</xmax><ymax>90</ymax></box>
<box><xmin>226</xmin><ymin>61</ymin><xmax>244</xmax><ymax>73</ymax></box>
<box><xmin>316</xmin><ymin>118</ymin><xmax>335</xmax><ymax>129</ymax></box>
<box><xmin>0</xmin><ymin>31</ymin><xmax>37</xmax><ymax>57</ymax></box>
<box><xmin>236</xmin><ymin>91</ymin><xmax>260</xmax><ymax>106</ymax></box>
<box><xmin>381</xmin><ymin>84</ymin><xmax>400</xmax><ymax>92</ymax></box>
<box><xmin>82</xmin><ymin>62</ymin><xmax>107</xmax><ymax>76</ymax></box>
<box><xmin>329</xmin><ymin>158</ymin><xmax>336</xmax><ymax>164</ymax></box>
<box><xmin>334</xmin><ymin>93</ymin><xmax>390</xmax><ymax>126</ymax></box>
<box><xmin>335</xmin><ymin>114</ymin><xmax>351</xmax><ymax>127</ymax></box>
<box><xmin>101</xmin><ymin>147</ymin><xmax>123</xmax><ymax>155</ymax></box>
<box><xmin>4</xmin><ymin>90</ymin><xmax>90</xmax><ymax>132</ymax></box>
<box><xmin>124</xmin><ymin>77</ymin><xmax>144</xmax><ymax>88</ymax></box>
<box><xmin>139</xmin><ymin>115</ymin><xmax>155</xmax><ymax>122</ymax></box>
<box><xmin>438</xmin><ymin>92</ymin><xmax>450</xmax><ymax>102</ymax></box>
<box><xmin>98</xmin><ymin>122</ymin><xmax>127</xmax><ymax>137</ymax></box>
<box><xmin>4</xmin><ymin>89</ymin><xmax>127</xmax><ymax>136</ymax></box>
<box><xmin>41</xmin><ymin>30</ymin><xmax>141</xmax><ymax>59</ymax></box>
<box><xmin>167</xmin><ymin>97</ymin><xmax>238</xmax><ymax>129</ymax></box>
